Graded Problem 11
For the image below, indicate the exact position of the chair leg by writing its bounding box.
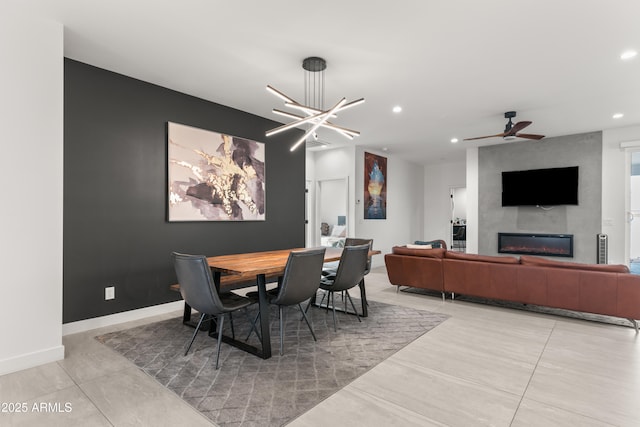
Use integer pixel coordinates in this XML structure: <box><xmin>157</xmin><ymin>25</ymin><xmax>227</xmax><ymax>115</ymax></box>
<box><xmin>303</xmin><ymin>298</ymin><xmax>312</xmax><ymax>317</ymax></box>
<box><xmin>345</xmin><ymin>290</ymin><xmax>361</xmax><ymax>322</ymax></box>
<box><xmin>229</xmin><ymin>311</ymin><xmax>235</xmax><ymax>340</ymax></box>
<box><xmin>330</xmin><ymin>291</ymin><xmax>337</xmax><ymax>332</ymax></box>
<box><xmin>215</xmin><ymin>313</ymin><xmax>225</xmax><ymax>370</ymax></box>
<box><xmin>318</xmin><ymin>290</ymin><xmax>328</xmax><ymax>310</ymax></box>
<box><xmin>323</xmin><ymin>291</ymin><xmax>331</xmax><ymax>313</ymax></box>
<box><xmin>303</xmin><ymin>290</ymin><xmax>325</xmax><ymax>316</ymax></box>
<box><xmin>298</xmin><ymin>303</ymin><xmax>317</xmax><ymax>341</ymax></box>
<box><xmin>184</xmin><ymin>312</ymin><xmax>206</xmax><ymax>356</ymax></box>
<box><xmin>279</xmin><ymin>306</ymin><xmax>284</xmax><ymax>356</ymax></box>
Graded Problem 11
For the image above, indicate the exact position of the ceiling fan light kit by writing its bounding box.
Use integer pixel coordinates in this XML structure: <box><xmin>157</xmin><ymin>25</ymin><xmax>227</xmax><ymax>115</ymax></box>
<box><xmin>464</xmin><ymin>111</ymin><xmax>545</xmax><ymax>142</ymax></box>
<box><xmin>266</xmin><ymin>56</ymin><xmax>364</xmax><ymax>151</ymax></box>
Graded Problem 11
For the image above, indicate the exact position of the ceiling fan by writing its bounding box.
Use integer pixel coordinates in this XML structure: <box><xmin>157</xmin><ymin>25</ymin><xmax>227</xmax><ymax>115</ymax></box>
<box><xmin>464</xmin><ymin>111</ymin><xmax>545</xmax><ymax>141</ymax></box>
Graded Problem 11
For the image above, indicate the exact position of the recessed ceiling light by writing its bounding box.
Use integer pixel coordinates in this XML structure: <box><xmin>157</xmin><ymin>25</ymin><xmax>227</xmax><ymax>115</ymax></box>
<box><xmin>621</xmin><ymin>50</ymin><xmax>637</xmax><ymax>60</ymax></box>
<box><xmin>450</xmin><ymin>138</ymin><xmax>459</xmax><ymax>143</ymax></box>
<box><xmin>392</xmin><ymin>106</ymin><xmax>402</xmax><ymax>113</ymax></box>
<box><xmin>613</xmin><ymin>113</ymin><xmax>624</xmax><ymax>119</ymax></box>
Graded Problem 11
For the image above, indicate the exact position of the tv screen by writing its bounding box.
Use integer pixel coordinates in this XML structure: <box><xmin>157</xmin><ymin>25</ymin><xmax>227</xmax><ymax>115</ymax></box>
<box><xmin>502</xmin><ymin>166</ymin><xmax>579</xmax><ymax>206</ymax></box>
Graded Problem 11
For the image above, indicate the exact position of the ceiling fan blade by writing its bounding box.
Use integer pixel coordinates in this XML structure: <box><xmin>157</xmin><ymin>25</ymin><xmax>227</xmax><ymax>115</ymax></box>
<box><xmin>515</xmin><ymin>133</ymin><xmax>545</xmax><ymax>140</ymax></box>
<box><xmin>463</xmin><ymin>133</ymin><xmax>506</xmax><ymax>141</ymax></box>
<box><xmin>505</xmin><ymin>121</ymin><xmax>532</xmax><ymax>136</ymax></box>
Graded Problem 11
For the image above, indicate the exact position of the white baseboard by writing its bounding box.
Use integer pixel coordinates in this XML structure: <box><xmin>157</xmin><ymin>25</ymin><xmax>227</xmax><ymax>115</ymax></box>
<box><xmin>0</xmin><ymin>345</ymin><xmax>65</xmax><ymax>377</ymax></box>
<box><xmin>62</xmin><ymin>301</ymin><xmax>184</xmax><ymax>336</ymax></box>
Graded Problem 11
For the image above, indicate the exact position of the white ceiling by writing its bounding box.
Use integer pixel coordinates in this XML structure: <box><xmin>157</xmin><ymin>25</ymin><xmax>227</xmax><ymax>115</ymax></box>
<box><xmin>16</xmin><ymin>0</ymin><xmax>640</xmax><ymax>165</ymax></box>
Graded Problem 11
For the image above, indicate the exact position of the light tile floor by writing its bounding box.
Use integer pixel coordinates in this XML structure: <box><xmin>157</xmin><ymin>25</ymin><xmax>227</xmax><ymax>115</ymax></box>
<box><xmin>1</xmin><ymin>266</ymin><xmax>639</xmax><ymax>426</ymax></box>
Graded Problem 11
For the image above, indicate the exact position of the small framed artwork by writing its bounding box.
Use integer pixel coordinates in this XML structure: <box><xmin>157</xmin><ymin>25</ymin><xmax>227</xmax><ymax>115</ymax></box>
<box><xmin>364</xmin><ymin>152</ymin><xmax>387</xmax><ymax>219</ymax></box>
<box><xmin>167</xmin><ymin>122</ymin><xmax>265</xmax><ymax>221</ymax></box>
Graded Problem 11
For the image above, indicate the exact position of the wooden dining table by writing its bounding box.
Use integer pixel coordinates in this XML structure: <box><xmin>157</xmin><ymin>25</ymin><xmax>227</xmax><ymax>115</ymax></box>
<box><xmin>206</xmin><ymin>246</ymin><xmax>380</xmax><ymax>359</ymax></box>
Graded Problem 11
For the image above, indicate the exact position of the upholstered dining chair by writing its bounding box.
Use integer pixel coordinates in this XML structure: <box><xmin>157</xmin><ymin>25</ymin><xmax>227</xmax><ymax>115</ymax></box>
<box><xmin>321</xmin><ymin>238</ymin><xmax>373</xmax><ymax>307</ymax></box>
<box><xmin>246</xmin><ymin>247</ymin><xmax>326</xmax><ymax>355</ymax></box>
<box><xmin>171</xmin><ymin>252</ymin><xmax>254</xmax><ymax>369</ymax></box>
<box><xmin>323</xmin><ymin>237</ymin><xmax>372</xmax><ymax>273</ymax></box>
<box><xmin>344</xmin><ymin>237</ymin><xmax>373</xmax><ymax>277</ymax></box>
<box><xmin>310</xmin><ymin>243</ymin><xmax>369</xmax><ymax>331</ymax></box>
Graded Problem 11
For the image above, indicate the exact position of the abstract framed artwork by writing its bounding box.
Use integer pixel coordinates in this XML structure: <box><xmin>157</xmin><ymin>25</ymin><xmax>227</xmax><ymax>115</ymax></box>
<box><xmin>364</xmin><ymin>152</ymin><xmax>387</xmax><ymax>219</ymax></box>
<box><xmin>167</xmin><ymin>122</ymin><xmax>265</xmax><ymax>221</ymax></box>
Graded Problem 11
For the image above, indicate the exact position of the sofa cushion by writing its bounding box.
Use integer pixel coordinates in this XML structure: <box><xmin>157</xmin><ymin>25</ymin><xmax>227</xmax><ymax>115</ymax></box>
<box><xmin>392</xmin><ymin>246</ymin><xmax>445</xmax><ymax>259</ymax></box>
<box><xmin>414</xmin><ymin>240</ymin><xmax>444</xmax><ymax>248</ymax></box>
<box><xmin>444</xmin><ymin>251</ymin><xmax>520</xmax><ymax>264</ymax></box>
<box><xmin>519</xmin><ymin>255</ymin><xmax>630</xmax><ymax>273</ymax></box>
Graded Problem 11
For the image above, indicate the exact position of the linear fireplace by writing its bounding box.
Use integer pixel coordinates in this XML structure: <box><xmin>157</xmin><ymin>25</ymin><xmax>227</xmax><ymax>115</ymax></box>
<box><xmin>498</xmin><ymin>232</ymin><xmax>573</xmax><ymax>257</ymax></box>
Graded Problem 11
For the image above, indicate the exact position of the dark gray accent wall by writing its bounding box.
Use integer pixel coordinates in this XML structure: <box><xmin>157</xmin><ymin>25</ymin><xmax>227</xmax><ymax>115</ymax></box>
<box><xmin>478</xmin><ymin>131</ymin><xmax>602</xmax><ymax>263</ymax></box>
<box><xmin>64</xmin><ymin>59</ymin><xmax>304</xmax><ymax>323</ymax></box>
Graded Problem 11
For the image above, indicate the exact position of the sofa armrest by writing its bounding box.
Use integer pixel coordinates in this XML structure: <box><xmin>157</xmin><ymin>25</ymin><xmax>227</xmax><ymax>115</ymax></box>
<box><xmin>385</xmin><ymin>253</ymin><xmax>445</xmax><ymax>291</ymax></box>
<box><xmin>392</xmin><ymin>246</ymin><xmax>445</xmax><ymax>258</ymax></box>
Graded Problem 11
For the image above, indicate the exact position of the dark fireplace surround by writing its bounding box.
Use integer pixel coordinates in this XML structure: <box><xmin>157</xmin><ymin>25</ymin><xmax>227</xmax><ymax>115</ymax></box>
<box><xmin>498</xmin><ymin>232</ymin><xmax>574</xmax><ymax>257</ymax></box>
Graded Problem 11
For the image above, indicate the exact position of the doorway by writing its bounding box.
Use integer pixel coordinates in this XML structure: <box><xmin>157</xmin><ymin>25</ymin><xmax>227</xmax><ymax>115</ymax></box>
<box><xmin>450</xmin><ymin>187</ymin><xmax>467</xmax><ymax>252</ymax></box>
<box><xmin>315</xmin><ymin>177</ymin><xmax>349</xmax><ymax>247</ymax></box>
<box><xmin>629</xmin><ymin>152</ymin><xmax>640</xmax><ymax>273</ymax></box>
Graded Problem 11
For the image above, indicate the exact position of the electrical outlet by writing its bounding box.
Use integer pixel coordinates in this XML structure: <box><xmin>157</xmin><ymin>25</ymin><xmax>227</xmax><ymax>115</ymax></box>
<box><xmin>105</xmin><ymin>286</ymin><xmax>115</xmax><ymax>300</ymax></box>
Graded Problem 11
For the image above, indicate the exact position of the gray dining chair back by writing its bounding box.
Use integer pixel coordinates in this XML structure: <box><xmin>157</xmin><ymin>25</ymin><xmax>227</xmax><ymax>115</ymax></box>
<box><xmin>245</xmin><ymin>247</ymin><xmax>326</xmax><ymax>355</ymax></box>
<box><xmin>173</xmin><ymin>252</ymin><xmax>225</xmax><ymax>315</ymax></box>
<box><xmin>271</xmin><ymin>247</ymin><xmax>326</xmax><ymax>307</ymax></box>
<box><xmin>314</xmin><ymin>243</ymin><xmax>369</xmax><ymax>331</ymax></box>
<box><xmin>326</xmin><ymin>243</ymin><xmax>369</xmax><ymax>292</ymax></box>
<box><xmin>171</xmin><ymin>252</ymin><xmax>253</xmax><ymax>369</ymax></box>
<box><xmin>344</xmin><ymin>238</ymin><xmax>373</xmax><ymax>275</ymax></box>
<box><xmin>272</xmin><ymin>247</ymin><xmax>326</xmax><ymax>354</ymax></box>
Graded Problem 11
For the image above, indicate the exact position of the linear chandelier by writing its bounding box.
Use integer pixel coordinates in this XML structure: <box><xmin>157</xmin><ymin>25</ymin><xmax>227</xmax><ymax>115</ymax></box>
<box><xmin>266</xmin><ymin>57</ymin><xmax>364</xmax><ymax>151</ymax></box>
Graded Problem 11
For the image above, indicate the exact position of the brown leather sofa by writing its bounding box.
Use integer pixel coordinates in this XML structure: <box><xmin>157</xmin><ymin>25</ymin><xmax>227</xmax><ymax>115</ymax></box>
<box><xmin>385</xmin><ymin>245</ymin><xmax>640</xmax><ymax>329</ymax></box>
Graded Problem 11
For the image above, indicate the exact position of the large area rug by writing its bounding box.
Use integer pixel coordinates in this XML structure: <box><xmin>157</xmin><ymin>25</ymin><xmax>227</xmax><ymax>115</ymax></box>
<box><xmin>96</xmin><ymin>295</ymin><xmax>449</xmax><ymax>426</ymax></box>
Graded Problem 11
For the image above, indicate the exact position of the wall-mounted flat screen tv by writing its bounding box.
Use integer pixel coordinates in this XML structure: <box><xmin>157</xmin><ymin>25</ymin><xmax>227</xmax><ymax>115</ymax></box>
<box><xmin>502</xmin><ymin>166</ymin><xmax>579</xmax><ymax>206</ymax></box>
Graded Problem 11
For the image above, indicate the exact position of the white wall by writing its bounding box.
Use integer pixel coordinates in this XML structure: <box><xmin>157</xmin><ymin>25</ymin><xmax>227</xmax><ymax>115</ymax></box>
<box><xmin>354</xmin><ymin>147</ymin><xmax>424</xmax><ymax>267</ymax></box>
<box><xmin>307</xmin><ymin>146</ymin><xmax>424</xmax><ymax>267</ymax></box>
<box><xmin>0</xmin><ymin>7</ymin><xmax>64</xmax><ymax>374</ymax></box>
<box><xmin>319</xmin><ymin>179</ymin><xmax>347</xmax><ymax>228</ymax></box>
<box><xmin>603</xmin><ymin>125</ymin><xmax>640</xmax><ymax>264</ymax></box>
<box><xmin>466</xmin><ymin>147</ymin><xmax>479</xmax><ymax>254</ymax></box>
<box><xmin>423</xmin><ymin>160</ymin><xmax>467</xmax><ymax>248</ymax></box>
<box><xmin>307</xmin><ymin>147</ymin><xmax>356</xmax><ymax>247</ymax></box>
<box><xmin>630</xmin><ymin>175</ymin><xmax>640</xmax><ymax>259</ymax></box>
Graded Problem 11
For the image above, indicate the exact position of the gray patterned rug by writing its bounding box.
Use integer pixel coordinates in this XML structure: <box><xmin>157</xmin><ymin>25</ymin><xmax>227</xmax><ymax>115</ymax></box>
<box><xmin>96</xmin><ymin>294</ymin><xmax>449</xmax><ymax>426</ymax></box>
